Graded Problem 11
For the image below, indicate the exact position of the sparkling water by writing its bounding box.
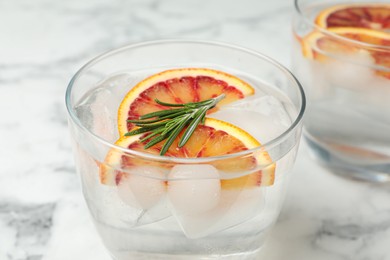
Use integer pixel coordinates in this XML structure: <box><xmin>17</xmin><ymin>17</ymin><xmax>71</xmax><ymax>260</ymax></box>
<box><xmin>291</xmin><ymin>27</ymin><xmax>390</xmax><ymax>181</ymax></box>
<box><xmin>74</xmin><ymin>68</ymin><xmax>298</xmax><ymax>259</ymax></box>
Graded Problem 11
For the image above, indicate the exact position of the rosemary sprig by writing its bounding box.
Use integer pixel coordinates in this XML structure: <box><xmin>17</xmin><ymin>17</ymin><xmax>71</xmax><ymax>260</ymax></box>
<box><xmin>125</xmin><ymin>94</ymin><xmax>225</xmax><ymax>155</ymax></box>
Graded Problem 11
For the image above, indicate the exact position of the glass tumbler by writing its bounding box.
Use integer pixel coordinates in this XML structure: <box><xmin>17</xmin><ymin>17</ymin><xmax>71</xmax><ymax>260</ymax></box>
<box><xmin>66</xmin><ymin>40</ymin><xmax>305</xmax><ymax>259</ymax></box>
<box><xmin>292</xmin><ymin>0</ymin><xmax>390</xmax><ymax>182</ymax></box>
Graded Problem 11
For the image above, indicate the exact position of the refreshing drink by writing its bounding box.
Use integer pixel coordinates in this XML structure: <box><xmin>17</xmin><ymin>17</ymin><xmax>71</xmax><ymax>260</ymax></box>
<box><xmin>292</xmin><ymin>1</ymin><xmax>390</xmax><ymax>181</ymax></box>
<box><xmin>66</xmin><ymin>41</ymin><xmax>305</xmax><ymax>259</ymax></box>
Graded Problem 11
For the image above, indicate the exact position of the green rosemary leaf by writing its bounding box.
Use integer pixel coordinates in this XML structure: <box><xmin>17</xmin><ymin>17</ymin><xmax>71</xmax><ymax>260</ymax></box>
<box><xmin>154</xmin><ymin>99</ymin><xmax>186</xmax><ymax>107</ymax></box>
<box><xmin>201</xmin><ymin>113</ymin><xmax>206</xmax><ymax>124</ymax></box>
<box><xmin>125</xmin><ymin>126</ymin><xmax>158</xmax><ymax>136</ymax></box>
<box><xmin>178</xmin><ymin>107</ymin><xmax>208</xmax><ymax>147</ymax></box>
<box><xmin>139</xmin><ymin>128</ymin><xmax>165</xmax><ymax>143</ymax></box>
<box><xmin>144</xmin><ymin>134</ymin><xmax>168</xmax><ymax>149</ymax></box>
<box><xmin>162</xmin><ymin>114</ymin><xmax>189</xmax><ymax>135</ymax></box>
<box><xmin>139</xmin><ymin>108</ymin><xmax>185</xmax><ymax>119</ymax></box>
<box><xmin>128</xmin><ymin>110</ymin><xmax>189</xmax><ymax>124</ymax></box>
<box><xmin>160</xmin><ymin>116</ymin><xmax>191</xmax><ymax>155</ymax></box>
<box><xmin>183</xmin><ymin>99</ymin><xmax>213</xmax><ymax>108</ymax></box>
<box><xmin>124</xmin><ymin>93</ymin><xmax>225</xmax><ymax>155</ymax></box>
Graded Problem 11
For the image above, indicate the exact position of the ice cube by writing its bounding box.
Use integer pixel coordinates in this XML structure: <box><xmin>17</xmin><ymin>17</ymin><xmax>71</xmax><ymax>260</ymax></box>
<box><xmin>211</xmin><ymin>93</ymin><xmax>295</xmax><ymax>143</ymax></box>
<box><xmin>89</xmin><ymin>88</ymin><xmax>118</xmax><ymax>142</ymax></box>
<box><xmin>224</xmin><ymin>95</ymin><xmax>291</xmax><ymax>122</ymax></box>
<box><xmin>90</xmin><ymin>166</ymin><xmax>170</xmax><ymax>229</ymax></box>
<box><xmin>117</xmin><ymin>166</ymin><xmax>167</xmax><ymax>210</ymax></box>
<box><xmin>211</xmin><ymin>106</ymin><xmax>289</xmax><ymax>144</ymax></box>
<box><xmin>167</xmin><ymin>164</ymin><xmax>265</xmax><ymax>239</ymax></box>
<box><xmin>323</xmin><ymin>50</ymin><xmax>376</xmax><ymax>91</ymax></box>
<box><xmin>92</xmin><ymin>183</ymin><xmax>171</xmax><ymax>228</ymax></box>
<box><xmin>173</xmin><ymin>188</ymin><xmax>265</xmax><ymax>239</ymax></box>
<box><xmin>75</xmin><ymin>73</ymin><xmax>137</xmax><ymax>143</ymax></box>
<box><xmin>168</xmin><ymin>164</ymin><xmax>221</xmax><ymax>215</ymax></box>
<box><xmin>75</xmin><ymin>87</ymin><xmax>118</xmax><ymax>142</ymax></box>
<box><xmin>314</xmin><ymin>51</ymin><xmax>390</xmax><ymax>115</ymax></box>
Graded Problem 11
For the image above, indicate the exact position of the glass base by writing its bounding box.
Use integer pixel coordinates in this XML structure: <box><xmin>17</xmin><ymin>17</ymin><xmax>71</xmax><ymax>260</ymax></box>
<box><xmin>96</xmin><ymin>218</ymin><xmax>269</xmax><ymax>260</ymax></box>
<box><xmin>304</xmin><ymin>133</ymin><xmax>390</xmax><ymax>183</ymax></box>
<box><xmin>110</xmin><ymin>248</ymin><xmax>262</xmax><ymax>260</ymax></box>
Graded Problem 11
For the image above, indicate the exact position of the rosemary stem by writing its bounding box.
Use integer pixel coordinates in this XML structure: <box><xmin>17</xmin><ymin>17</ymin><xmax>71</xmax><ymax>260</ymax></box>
<box><xmin>125</xmin><ymin>93</ymin><xmax>226</xmax><ymax>155</ymax></box>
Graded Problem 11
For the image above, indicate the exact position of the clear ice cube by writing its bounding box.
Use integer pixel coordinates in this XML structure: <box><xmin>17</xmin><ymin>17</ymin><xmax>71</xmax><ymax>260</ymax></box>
<box><xmin>167</xmin><ymin>164</ymin><xmax>265</xmax><ymax>239</ymax></box>
<box><xmin>117</xmin><ymin>166</ymin><xmax>167</xmax><ymax>210</ymax></box>
<box><xmin>211</xmin><ymin>95</ymin><xmax>293</xmax><ymax>143</ymax></box>
<box><xmin>171</xmin><ymin>187</ymin><xmax>265</xmax><ymax>239</ymax></box>
<box><xmin>168</xmin><ymin>164</ymin><xmax>221</xmax><ymax>215</ymax></box>
<box><xmin>93</xmin><ymin>183</ymin><xmax>171</xmax><ymax>229</ymax></box>
<box><xmin>75</xmin><ymin>86</ymin><xmax>118</xmax><ymax>142</ymax></box>
<box><xmin>74</xmin><ymin>73</ymin><xmax>138</xmax><ymax>143</ymax></box>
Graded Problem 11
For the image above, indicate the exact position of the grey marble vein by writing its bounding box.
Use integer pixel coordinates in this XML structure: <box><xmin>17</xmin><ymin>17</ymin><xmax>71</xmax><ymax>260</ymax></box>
<box><xmin>0</xmin><ymin>203</ymin><xmax>55</xmax><ymax>260</ymax></box>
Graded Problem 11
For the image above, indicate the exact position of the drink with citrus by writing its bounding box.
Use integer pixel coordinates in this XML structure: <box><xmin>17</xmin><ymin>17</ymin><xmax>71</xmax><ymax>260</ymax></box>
<box><xmin>292</xmin><ymin>0</ymin><xmax>390</xmax><ymax>181</ymax></box>
<box><xmin>66</xmin><ymin>41</ymin><xmax>305</xmax><ymax>259</ymax></box>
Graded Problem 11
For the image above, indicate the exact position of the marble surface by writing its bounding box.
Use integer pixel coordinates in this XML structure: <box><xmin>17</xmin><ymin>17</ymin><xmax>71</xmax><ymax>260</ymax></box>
<box><xmin>1</xmin><ymin>0</ymin><xmax>390</xmax><ymax>259</ymax></box>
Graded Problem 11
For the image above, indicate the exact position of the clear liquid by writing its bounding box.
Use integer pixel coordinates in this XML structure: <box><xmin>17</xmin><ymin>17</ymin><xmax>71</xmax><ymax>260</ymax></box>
<box><xmin>291</xmin><ymin>14</ymin><xmax>390</xmax><ymax>181</ymax></box>
<box><xmin>74</xmin><ymin>67</ymin><xmax>298</xmax><ymax>259</ymax></box>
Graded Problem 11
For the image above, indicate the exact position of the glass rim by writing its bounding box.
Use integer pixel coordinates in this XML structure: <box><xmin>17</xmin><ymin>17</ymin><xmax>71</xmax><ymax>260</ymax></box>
<box><xmin>65</xmin><ymin>39</ymin><xmax>306</xmax><ymax>163</ymax></box>
<box><xmin>293</xmin><ymin>0</ymin><xmax>390</xmax><ymax>51</ymax></box>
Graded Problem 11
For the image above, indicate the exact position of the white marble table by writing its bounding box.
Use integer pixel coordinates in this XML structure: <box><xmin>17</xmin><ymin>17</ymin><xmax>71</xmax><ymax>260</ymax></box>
<box><xmin>1</xmin><ymin>0</ymin><xmax>390</xmax><ymax>259</ymax></box>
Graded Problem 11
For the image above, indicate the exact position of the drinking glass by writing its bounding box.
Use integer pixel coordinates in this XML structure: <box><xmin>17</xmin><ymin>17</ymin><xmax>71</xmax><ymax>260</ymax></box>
<box><xmin>292</xmin><ymin>0</ymin><xmax>390</xmax><ymax>182</ymax></box>
<box><xmin>66</xmin><ymin>40</ymin><xmax>305</xmax><ymax>259</ymax></box>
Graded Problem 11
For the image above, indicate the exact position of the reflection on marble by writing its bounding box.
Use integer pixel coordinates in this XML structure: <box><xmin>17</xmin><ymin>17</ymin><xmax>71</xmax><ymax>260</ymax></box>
<box><xmin>1</xmin><ymin>0</ymin><xmax>390</xmax><ymax>259</ymax></box>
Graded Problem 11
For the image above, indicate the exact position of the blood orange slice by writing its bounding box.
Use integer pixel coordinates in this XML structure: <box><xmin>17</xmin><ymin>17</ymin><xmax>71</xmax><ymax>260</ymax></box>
<box><xmin>302</xmin><ymin>27</ymin><xmax>390</xmax><ymax>58</ymax></box>
<box><xmin>301</xmin><ymin>27</ymin><xmax>390</xmax><ymax>78</ymax></box>
<box><xmin>117</xmin><ymin>68</ymin><xmax>254</xmax><ymax>136</ymax></box>
<box><xmin>100</xmin><ymin>118</ymin><xmax>275</xmax><ymax>189</ymax></box>
<box><xmin>315</xmin><ymin>3</ymin><xmax>390</xmax><ymax>30</ymax></box>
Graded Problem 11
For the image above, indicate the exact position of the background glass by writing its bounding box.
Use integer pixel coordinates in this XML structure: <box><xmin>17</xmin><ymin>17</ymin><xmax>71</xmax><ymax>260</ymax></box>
<box><xmin>66</xmin><ymin>40</ymin><xmax>305</xmax><ymax>259</ymax></box>
<box><xmin>292</xmin><ymin>0</ymin><xmax>390</xmax><ymax>182</ymax></box>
